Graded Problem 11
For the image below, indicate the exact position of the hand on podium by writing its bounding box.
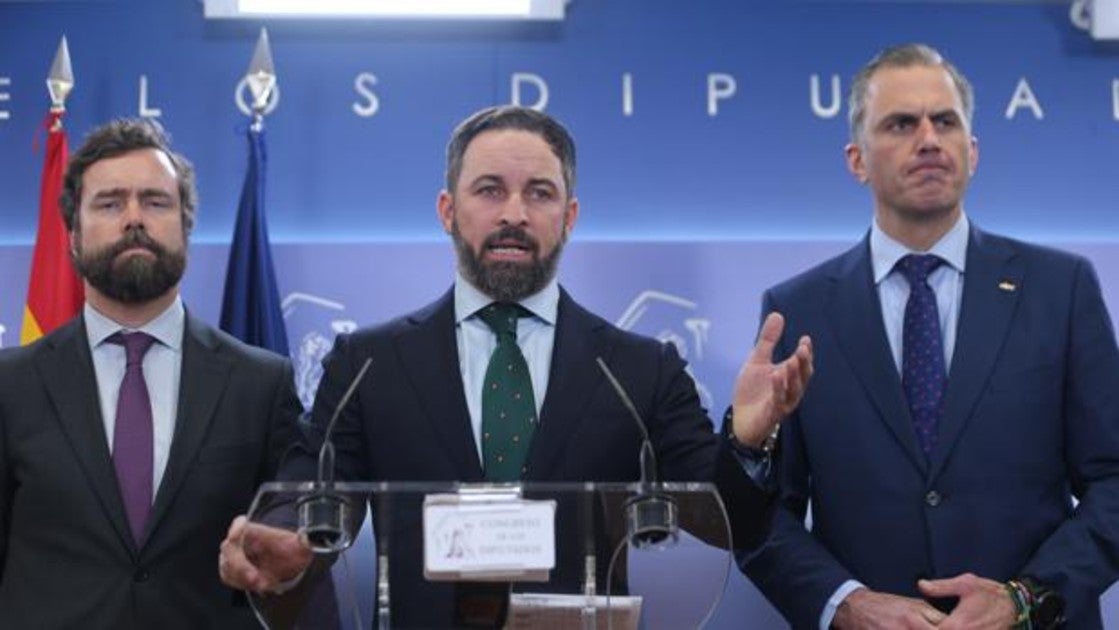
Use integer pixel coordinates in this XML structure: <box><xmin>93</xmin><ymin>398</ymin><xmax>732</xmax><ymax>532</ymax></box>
<box><xmin>219</xmin><ymin>515</ymin><xmax>313</xmax><ymax>593</ymax></box>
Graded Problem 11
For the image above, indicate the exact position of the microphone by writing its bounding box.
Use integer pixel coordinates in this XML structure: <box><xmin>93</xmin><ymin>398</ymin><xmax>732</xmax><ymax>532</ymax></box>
<box><xmin>595</xmin><ymin>357</ymin><xmax>678</xmax><ymax>549</ymax></box>
<box><xmin>297</xmin><ymin>356</ymin><xmax>373</xmax><ymax>554</ymax></box>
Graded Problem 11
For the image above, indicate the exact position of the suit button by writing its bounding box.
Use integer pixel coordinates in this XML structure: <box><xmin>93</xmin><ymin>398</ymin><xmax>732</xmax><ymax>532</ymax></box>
<box><xmin>134</xmin><ymin>569</ymin><xmax>150</xmax><ymax>582</ymax></box>
<box><xmin>925</xmin><ymin>491</ymin><xmax>942</xmax><ymax>507</ymax></box>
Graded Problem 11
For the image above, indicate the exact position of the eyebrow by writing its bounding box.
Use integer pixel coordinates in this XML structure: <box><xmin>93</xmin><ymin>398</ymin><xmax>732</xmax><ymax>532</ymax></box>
<box><xmin>881</xmin><ymin>108</ymin><xmax>960</xmax><ymax>123</ymax></box>
<box><xmin>89</xmin><ymin>187</ymin><xmax>175</xmax><ymax>200</ymax></box>
<box><xmin>469</xmin><ymin>174</ymin><xmax>503</xmax><ymax>186</ymax></box>
<box><xmin>525</xmin><ymin>177</ymin><xmax>559</xmax><ymax>191</ymax></box>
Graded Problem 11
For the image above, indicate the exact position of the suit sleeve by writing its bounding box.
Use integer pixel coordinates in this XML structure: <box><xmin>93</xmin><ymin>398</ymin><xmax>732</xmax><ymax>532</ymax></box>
<box><xmin>1020</xmin><ymin>258</ymin><xmax>1119</xmax><ymax>612</ymax></box>
<box><xmin>260</xmin><ymin>358</ymin><xmax>304</xmax><ymax>482</ymax></box>
<box><xmin>643</xmin><ymin>323</ymin><xmax>777</xmax><ymax>552</ymax></box>
<box><xmin>0</xmin><ymin>367</ymin><xmax>10</xmax><ymax>583</ymax></box>
<box><xmin>278</xmin><ymin>333</ymin><xmax>371</xmax><ymax>483</ymax></box>
<box><xmin>739</xmin><ymin>289</ymin><xmax>858</xmax><ymax>630</ymax></box>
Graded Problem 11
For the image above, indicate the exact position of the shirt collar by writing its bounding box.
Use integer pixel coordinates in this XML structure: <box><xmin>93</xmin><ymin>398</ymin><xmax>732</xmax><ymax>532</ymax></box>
<box><xmin>454</xmin><ymin>271</ymin><xmax>559</xmax><ymax>326</ymax></box>
<box><xmin>84</xmin><ymin>295</ymin><xmax>186</xmax><ymax>352</ymax></box>
<box><xmin>870</xmin><ymin>213</ymin><xmax>970</xmax><ymax>285</ymax></box>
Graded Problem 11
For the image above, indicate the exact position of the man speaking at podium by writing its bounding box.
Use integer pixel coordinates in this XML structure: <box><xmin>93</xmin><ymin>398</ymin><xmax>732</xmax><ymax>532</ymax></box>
<box><xmin>220</xmin><ymin>105</ymin><xmax>813</xmax><ymax>626</ymax></box>
<box><xmin>0</xmin><ymin>119</ymin><xmax>302</xmax><ymax>629</ymax></box>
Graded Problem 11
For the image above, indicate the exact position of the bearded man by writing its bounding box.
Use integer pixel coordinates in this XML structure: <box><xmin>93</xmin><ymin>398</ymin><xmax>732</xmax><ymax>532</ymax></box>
<box><xmin>0</xmin><ymin>119</ymin><xmax>301</xmax><ymax>629</ymax></box>
<box><xmin>219</xmin><ymin>105</ymin><xmax>814</xmax><ymax>627</ymax></box>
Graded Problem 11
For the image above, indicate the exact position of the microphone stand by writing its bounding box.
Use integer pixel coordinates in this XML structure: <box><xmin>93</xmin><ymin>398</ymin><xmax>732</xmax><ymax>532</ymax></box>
<box><xmin>297</xmin><ymin>357</ymin><xmax>373</xmax><ymax>554</ymax></box>
<box><xmin>595</xmin><ymin>357</ymin><xmax>678</xmax><ymax>549</ymax></box>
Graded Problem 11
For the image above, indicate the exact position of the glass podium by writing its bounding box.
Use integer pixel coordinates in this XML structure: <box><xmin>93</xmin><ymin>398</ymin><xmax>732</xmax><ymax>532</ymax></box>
<box><xmin>243</xmin><ymin>481</ymin><xmax>734</xmax><ymax>629</ymax></box>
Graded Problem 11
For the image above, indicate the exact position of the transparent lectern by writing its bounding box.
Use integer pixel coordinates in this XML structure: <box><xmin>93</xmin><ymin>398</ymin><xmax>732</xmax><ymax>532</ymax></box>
<box><xmin>244</xmin><ymin>481</ymin><xmax>733</xmax><ymax>629</ymax></box>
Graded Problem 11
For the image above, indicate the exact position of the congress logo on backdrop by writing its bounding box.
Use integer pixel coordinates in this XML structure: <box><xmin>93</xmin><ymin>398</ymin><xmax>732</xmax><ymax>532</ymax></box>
<box><xmin>615</xmin><ymin>290</ymin><xmax>714</xmax><ymax>412</ymax></box>
<box><xmin>280</xmin><ymin>287</ymin><xmax>716</xmax><ymax>417</ymax></box>
<box><xmin>282</xmin><ymin>292</ymin><xmax>357</xmax><ymax>410</ymax></box>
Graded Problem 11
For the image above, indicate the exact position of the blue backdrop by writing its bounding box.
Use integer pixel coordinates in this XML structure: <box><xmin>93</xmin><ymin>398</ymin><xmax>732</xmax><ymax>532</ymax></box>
<box><xmin>1</xmin><ymin>0</ymin><xmax>1117</xmax><ymax>626</ymax></box>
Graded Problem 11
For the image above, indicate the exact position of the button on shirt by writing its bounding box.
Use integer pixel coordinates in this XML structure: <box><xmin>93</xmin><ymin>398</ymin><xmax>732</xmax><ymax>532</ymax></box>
<box><xmin>454</xmin><ymin>273</ymin><xmax>557</xmax><ymax>463</ymax></box>
<box><xmin>820</xmin><ymin>214</ymin><xmax>969</xmax><ymax>630</ymax></box>
<box><xmin>86</xmin><ymin>297</ymin><xmax>184</xmax><ymax>496</ymax></box>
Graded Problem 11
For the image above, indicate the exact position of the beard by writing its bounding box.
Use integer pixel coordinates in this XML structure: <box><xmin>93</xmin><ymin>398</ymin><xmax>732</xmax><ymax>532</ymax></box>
<box><xmin>452</xmin><ymin>222</ymin><xmax>564</xmax><ymax>302</ymax></box>
<box><xmin>73</xmin><ymin>227</ymin><xmax>186</xmax><ymax>304</ymax></box>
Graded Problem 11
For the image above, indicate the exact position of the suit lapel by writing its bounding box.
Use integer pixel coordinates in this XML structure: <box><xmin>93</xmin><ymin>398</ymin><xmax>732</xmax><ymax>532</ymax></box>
<box><xmin>929</xmin><ymin>227</ymin><xmax>1021</xmax><ymax>479</ymax></box>
<box><xmin>526</xmin><ymin>290</ymin><xmax>610</xmax><ymax>479</ymax></box>
<box><xmin>35</xmin><ymin>318</ymin><xmax>136</xmax><ymax>552</ymax></box>
<box><xmin>828</xmin><ymin>238</ymin><xmax>928</xmax><ymax>474</ymax></box>
<box><xmin>395</xmin><ymin>290</ymin><xmax>484</xmax><ymax>480</ymax></box>
<box><xmin>146</xmin><ymin>314</ymin><xmax>234</xmax><ymax>543</ymax></box>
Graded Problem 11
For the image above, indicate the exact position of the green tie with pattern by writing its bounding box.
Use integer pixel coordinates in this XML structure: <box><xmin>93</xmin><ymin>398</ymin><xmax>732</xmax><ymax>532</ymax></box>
<box><xmin>478</xmin><ymin>302</ymin><xmax>537</xmax><ymax>482</ymax></box>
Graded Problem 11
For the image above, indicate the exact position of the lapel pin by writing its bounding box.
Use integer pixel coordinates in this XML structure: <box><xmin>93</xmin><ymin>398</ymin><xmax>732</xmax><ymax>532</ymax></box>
<box><xmin>998</xmin><ymin>280</ymin><xmax>1017</xmax><ymax>292</ymax></box>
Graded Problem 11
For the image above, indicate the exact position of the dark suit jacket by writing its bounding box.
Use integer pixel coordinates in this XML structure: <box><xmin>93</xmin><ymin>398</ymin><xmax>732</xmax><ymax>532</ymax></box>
<box><xmin>742</xmin><ymin>226</ymin><xmax>1119</xmax><ymax>629</ymax></box>
<box><xmin>283</xmin><ymin>287</ymin><xmax>773</xmax><ymax>627</ymax></box>
<box><xmin>0</xmin><ymin>313</ymin><xmax>301</xmax><ymax>629</ymax></box>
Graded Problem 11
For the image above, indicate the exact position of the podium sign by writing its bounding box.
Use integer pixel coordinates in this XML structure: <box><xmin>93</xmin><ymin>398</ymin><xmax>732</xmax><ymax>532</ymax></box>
<box><xmin>244</xmin><ymin>481</ymin><xmax>733</xmax><ymax>629</ymax></box>
<box><xmin>423</xmin><ymin>491</ymin><xmax>557</xmax><ymax>582</ymax></box>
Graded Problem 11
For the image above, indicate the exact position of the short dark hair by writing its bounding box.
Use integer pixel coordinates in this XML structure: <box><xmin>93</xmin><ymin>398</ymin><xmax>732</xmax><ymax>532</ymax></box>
<box><xmin>60</xmin><ymin>118</ymin><xmax>197</xmax><ymax>234</ymax></box>
<box><xmin>848</xmin><ymin>43</ymin><xmax>975</xmax><ymax>144</ymax></box>
<box><xmin>445</xmin><ymin>106</ymin><xmax>577</xmax><ymax>198</ymax></box>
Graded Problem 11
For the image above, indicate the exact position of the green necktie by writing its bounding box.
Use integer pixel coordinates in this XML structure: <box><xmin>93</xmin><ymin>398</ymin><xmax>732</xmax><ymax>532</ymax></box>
<box><xmin>478</xmin><ymin>302</ymin><xmax>537</xmax><ymax>482</ymax></box>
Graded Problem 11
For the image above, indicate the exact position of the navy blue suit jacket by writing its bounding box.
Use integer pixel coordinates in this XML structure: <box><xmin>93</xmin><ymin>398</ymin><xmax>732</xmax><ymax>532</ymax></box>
<box><xmin>285</xmin><ymin>287</ymin><xmax>773</xmax><ymax>626</ymax></box>
<box><xmin>742</xmin><ymin>226</ymin><xmax>1119</xmax><ymax>629</ymax></box>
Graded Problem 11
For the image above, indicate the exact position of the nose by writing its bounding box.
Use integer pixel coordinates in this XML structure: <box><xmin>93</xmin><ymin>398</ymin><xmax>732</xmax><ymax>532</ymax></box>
<box><xmin>121</xmin><ymin>194</ymin><xmax>146</xmax><ymax>227</ymax></box>
<box><xmin>916</xmin><ymin>116</ymin><xmax>942</xmax><ymax>152</ymax></box>
<box><xmin>497</xmin><ymin>194</ymin><xmax>530</xmax><ymax>226</ymax></box>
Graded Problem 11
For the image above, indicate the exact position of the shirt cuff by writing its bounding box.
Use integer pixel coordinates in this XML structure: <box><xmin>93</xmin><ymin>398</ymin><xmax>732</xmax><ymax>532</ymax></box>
<box><xmin>821</xmin><ymin>580</ymin><xmax>866</xmax><ymax>630</ymax></box>
<box><xmin>723</xmin><ymin>406</ymin><xmax>776</xmax><ymax>488</ymax></box>
<box><xmin>726</xmin><ymin>433</ymin><xmax>773</xmax><ymax>487</ymax></box>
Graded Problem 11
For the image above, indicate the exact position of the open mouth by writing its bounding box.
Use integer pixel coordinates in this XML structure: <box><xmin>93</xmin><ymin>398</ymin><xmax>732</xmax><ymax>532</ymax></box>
<box><xmin>482</xmin><ymin>228</ymin><xmax>538</xmax><ymax>262</ymax></box>
<box><xmin>485</xmin><ymin>240</ymin><xmax>534</xmax><ymax>261</ymax></box>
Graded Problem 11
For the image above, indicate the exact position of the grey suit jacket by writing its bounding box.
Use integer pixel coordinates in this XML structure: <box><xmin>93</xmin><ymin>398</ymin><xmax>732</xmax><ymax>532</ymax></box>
<box><xmin>0</xmin><ymin>313</ymin><xmax>301</xmax><ymax>629</ymax></box>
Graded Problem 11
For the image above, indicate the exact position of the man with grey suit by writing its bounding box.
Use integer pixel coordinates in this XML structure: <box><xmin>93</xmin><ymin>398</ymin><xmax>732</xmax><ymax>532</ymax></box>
<box><xmin>0</xmin><ymin>119</ymin><xmax>301</xmax><ymax>629</ymax></box>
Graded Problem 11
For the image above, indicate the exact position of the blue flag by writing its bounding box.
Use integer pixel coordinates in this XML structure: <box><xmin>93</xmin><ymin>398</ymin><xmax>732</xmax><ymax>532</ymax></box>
<box><xmin>219</xmin><ymin>126</ymin><xmax>289</xmax><ymax>355</ymax></box>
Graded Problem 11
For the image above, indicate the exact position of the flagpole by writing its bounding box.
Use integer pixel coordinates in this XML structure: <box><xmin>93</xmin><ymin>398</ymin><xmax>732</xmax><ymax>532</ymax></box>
<box><xmin>21</xmin><ymin>35</ymin><xmax>83</xmax><ymax>345</ymax></box>
<box><xmin>219</xmin><ymin>28</ymin><xmax>290</xmax><ymax>356</ymax></box>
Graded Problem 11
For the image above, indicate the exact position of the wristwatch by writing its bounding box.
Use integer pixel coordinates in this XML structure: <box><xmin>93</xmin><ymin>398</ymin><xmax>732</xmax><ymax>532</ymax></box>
<box><xmin>722</xmin><ymin>407</ymin><xmax>780</xmax><ymax>456</ymax></box>
<box><xmin>1020</xmin><ymin>576</ymin><xmax>1066</xmax><ymax>629</ymax></box>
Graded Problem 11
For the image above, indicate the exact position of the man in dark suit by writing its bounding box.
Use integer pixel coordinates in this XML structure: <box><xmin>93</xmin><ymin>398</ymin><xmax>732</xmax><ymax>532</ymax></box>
<box><xmin>0</xmin><ymin>119</ymin><xmax>301</xmax><ymax>629</ymax></box>
<box><xmin>219</xmin><ymin>105</ymin><xmax>814</xmax><ymax>626</ymax></box>
<box><xmin>742</xmin><ymin>43</ymin><xmax>1119</xmax><ymax>629</ymax></box>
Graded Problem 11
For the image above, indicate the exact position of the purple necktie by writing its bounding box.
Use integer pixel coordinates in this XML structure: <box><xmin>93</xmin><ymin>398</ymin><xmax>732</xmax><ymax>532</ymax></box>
<box><xmin>898</xmin><ymin>254</ymin><xmax>946</xmax><ymax>455</ymax></box>
<box><xmin>107</xmin><ymin>331</ymin><xmax>157</xmax><ymax>543</ymax></box>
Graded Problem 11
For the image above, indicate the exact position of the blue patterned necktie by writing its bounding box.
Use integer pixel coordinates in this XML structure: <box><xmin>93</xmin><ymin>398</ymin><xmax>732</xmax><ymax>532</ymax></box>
<box><xmin>897</xmin><ymin>254</ymin><xmax>946</xmax><ymax>455</ymax></box>
<box><xmin>107</xmin><ymin>331</ymin><xmax>157</xmax><ymax>543</ymax></box>
<box><xmin>478</xmin><ymin>303</ymin><xmax>537</xmax><ymax>482</ymax></box>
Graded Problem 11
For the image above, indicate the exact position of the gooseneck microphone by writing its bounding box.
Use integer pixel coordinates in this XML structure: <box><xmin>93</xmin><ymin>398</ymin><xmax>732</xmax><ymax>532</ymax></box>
<box><xmin>298</xmin><ymin>356</ymin><xmax>373</xmax><ymax>553</ymax></box>
<box><xmin>595</xmin><ymin>357</ymin><xmax>678</xmax><ymax>548</ymax></box>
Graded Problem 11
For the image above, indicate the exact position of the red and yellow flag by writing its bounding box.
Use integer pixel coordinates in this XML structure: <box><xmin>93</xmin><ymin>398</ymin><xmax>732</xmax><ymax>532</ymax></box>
<box><xmin>21</xmin><ymin>111</ymin><xmax>83</xmax><ymax>344</ymax></box>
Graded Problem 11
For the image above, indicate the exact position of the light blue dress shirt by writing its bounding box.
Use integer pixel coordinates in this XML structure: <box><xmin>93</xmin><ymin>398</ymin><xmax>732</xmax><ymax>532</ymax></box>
<box><xmin>820</xmin><ymin>214</ymin><xmax>969</xmax><ymax>629</ymax></box>
<box><xmin>452</xmin><ymin>272</ymin><xmax>770</xmax><ymax>485</ymax></box>
<box><xmin>86</xmin><ymin>296</ymin><xmax>185</xmax><ymax>497</ymax></box>
<box><xmin>453</xmin><ymin>272</ymin><xmax>558</xmax><ymax>462</ymax></box>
